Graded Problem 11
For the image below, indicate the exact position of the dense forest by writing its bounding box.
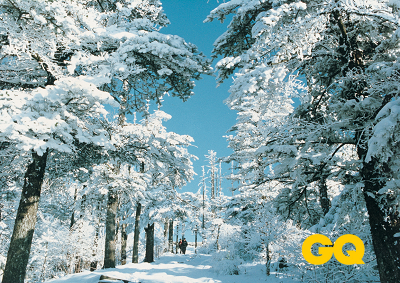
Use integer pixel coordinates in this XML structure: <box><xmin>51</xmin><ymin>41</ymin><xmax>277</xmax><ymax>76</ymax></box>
<box><xmin>1</xmin><ymin>1</ymin><xmax>400</xmax><ymax>283</ymax></box>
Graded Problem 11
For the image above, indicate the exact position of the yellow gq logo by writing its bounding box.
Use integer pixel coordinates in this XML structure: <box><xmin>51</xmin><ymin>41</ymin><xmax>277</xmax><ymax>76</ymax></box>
<box><xmin>302</xmin><ymin>234</ymin><xmax>365</xmax><ymax>265</ymax></box>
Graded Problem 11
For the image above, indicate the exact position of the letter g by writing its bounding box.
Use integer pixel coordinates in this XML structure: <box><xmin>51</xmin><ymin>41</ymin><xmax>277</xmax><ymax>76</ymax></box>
<box><xmin>302</xmin><ymin>234</ymin><xmax>333</xmax><ymax>265</ymax></box>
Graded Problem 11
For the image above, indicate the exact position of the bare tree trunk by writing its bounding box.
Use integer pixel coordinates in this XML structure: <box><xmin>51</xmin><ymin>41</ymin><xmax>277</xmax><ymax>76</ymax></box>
<box><xmin>163</xmin><ymin>220</ymin><xmax>169</xmax><ymax>252</ymax></box>
<box><xmin>319</xmin><ymin>175</ymin><xmax>330</xmax><ymax>215</ymax></box>
<box><xmin>120</xmin><ymin>222</ymin><xmax>127</xmax><ymax>265</ymax></box>
<box><xmin>216</xmin><ymin>224</ymin><xmax>221</xmax><ymax>250</ymax></box>
<box><xmin>69</xmin><ymin>186</ymin><xmax>78</xmax><ymax>230</ymax></box>
<box><xmin>132</xmin><ymin>202</ymin><xmax>141</xmax><ymax>263</ymax></box>
<box><xmin>132</xmin><ymin>162</ymin><xmax>144</xmax><ymax>263</ymax></box>
<box><xmin>74</xmin><ymin>257</ymin><xmax>82</xmax><ymax>273</ymax></box>
<box><xmin>218</xmin><ymin>161</ymin><xmax>222</xmax><ymax>197</ymax></box>
<box><xmin>168</xmin><ymin>219</ymin><xmax>174</xmax><ymax>253</ymax></box>
<box><xmin>67</xmin><ymin>187</ymin><xmax>78</xmax><ymax>274</ymax></box>
<box><xmin>175</xmin><ymin>222</ymin><xmax>179</xmax><ymax>254</ymax></box>
<box><xmin>195</xmin><ymin>225</ymin><xmax>198</xmax><ymax>254</ymax></box>
<box><xmin>115</xmin><ymin>214</ymin><xmax>120</xmax><ymax>237</ymax></box>
<box><xmin>361</xmin><ymin>157</ymin><xmax>400</xmax><ymax>283</ymax></box>
<box><xmin>90</xmin><ymin>197</ymin><xmax>102</xmax><ymax>271</ymax></box>
<box><xmin>202</xmin><ymin>195</ymin><xmax>205</xmax><ymax>228</ymax></box>
<box><xmin>2</xmin><ymin>150</ymin><xmax>48</xmax><ymax>283</ymax></box>
<box><xmin>202</xmin><ymin>166</ymin><xmax>206</xmax><ymax>229</ymax></box>
<box><xmin>103</xmin><ymin>191</ymin><xmax>118</xmax><ymax>269</ymax></box>
<box><xmin>115</xmin><ymin>215</ymin><xmax>120</xmax><ymax>266</ymax></box>
<box><xmin>144</xmin><ymin>223</ymin><xmax>154</xmax><ymax>263</ymax></box>
<box><xmin>74</xmin><ymin>193</ymin><xmax>86</xmax><ymax>273</ymax></box>
<box><xmin>0</xmin><ymin>194</ymin><xmax>3</xmax><ymax>221</ymax></box>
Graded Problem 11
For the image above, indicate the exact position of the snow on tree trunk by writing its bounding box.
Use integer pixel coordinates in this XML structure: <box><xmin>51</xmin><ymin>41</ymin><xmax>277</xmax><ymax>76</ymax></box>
<box><xmin>132</xmin><ymin>202</ymin><xmax>141</xmax><ymax>263</ymax></box>
<box><xmin>175</xmin><ymin>222</ymin><xmax>179</xmax><ymax>254</ymax></box>
<box><xmin>103</xmin><ymin>191</ymin><xmax>118</xmax><ymax>269</ymax></box>
<box><xmin>206</xmin><ymin>151</ymin><xmax>217</xmax><ymax>200</ymax></box>
<box><xmin>144</xmin><ymin>223</ymin><xmax>154</xmax><ymax>263</ymax></box>
<box><xmin>74</xmin><ymin>257</ymin><xmax>82</xmax><ymax>273</ymax></box>
<box><xmin>265</xmin><ymin>242</ymin><xmax>271</xmax><ymax>276</ymax></box>
<box><xmin>168</xmin><ymin>219</ymin><xmax>174</xmax><ymax>253</ymax></box>
<box><xmin>211</xmin><ymin>171</ymin><xmax>215</xmax><ymax>200</ymax></box>
<box><xmin>90</xmin><ymin>224</ymin><xmax>99</xmax><ymax>271</ymax></box>
<box><xmin>216</xmin><ymin>224</ymin><xmax>221</xmax><ymax>251</ymax></box>
<box><xmin>2</xmin><ymin>150</ymin><xmax>48</xmax><ymax>283</ymax></box>
<box><xmin>73</xmin><ymin>193</ymin><xmax>87</xmax><ymax>273</ymax></box>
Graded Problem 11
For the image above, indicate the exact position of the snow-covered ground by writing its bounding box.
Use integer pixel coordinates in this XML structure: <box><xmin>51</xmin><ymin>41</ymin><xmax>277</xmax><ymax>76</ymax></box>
<box><xmin>46</xmin><ymin>246</ymin><xmax>299</xmax><ymax>283</ymax></box>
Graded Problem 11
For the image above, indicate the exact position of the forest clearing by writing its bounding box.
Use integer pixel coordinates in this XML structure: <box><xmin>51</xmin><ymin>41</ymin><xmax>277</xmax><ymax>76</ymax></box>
<box><xmin>46</xmin><ymin>245</ymin><xmax>298</xmax><ymax>283</ymax></box>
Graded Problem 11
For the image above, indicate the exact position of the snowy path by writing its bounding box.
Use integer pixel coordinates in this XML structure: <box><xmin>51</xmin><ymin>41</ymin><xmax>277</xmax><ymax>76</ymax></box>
<box><xmin>46</xmin><ymin>246</ymin><xmax>298</xmax><ymax>283</ymax></box>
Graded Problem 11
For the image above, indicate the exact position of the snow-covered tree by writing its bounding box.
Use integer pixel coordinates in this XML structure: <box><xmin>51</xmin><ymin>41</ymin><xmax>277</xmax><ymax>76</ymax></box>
<box><xmin>205</xmin><ymin>150</ymin><xmax>218</xmax><ymax>200</ymax></box>
<box><xmin>207</xmin><ymin>0</ymin><xmax>400</xmax><ymax>281</ymax></box>
<box><xmin>78</xmin><ymin>0</ymin><xmax>210</xmax><ymax>269</ymax></box>
<box><xmin>0</xmin><ymin>0</ymin><xmax>210</xmax><ymax>281</ymax></box>
<box><xmin>74</xmin><ymin>0</ymin><xmax>212</xmax><ymax>114</ymax></box>
<box><xmin>95</xmin><ymin>110</ymin><xmax>197</xmax><ymax>265</ymax></box>
<box><xmin>0</xmin><ymin>76</ymin><xmax>115</xmax><ymax>282</ymax></box>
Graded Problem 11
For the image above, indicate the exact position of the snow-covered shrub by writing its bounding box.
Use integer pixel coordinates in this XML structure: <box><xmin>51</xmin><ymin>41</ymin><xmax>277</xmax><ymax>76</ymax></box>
<box><xmin>211</xmin><ymin>250</ymin><xmax>241</xmax><ymax>275</ymax></box>
<box><xmin>199</xmin><ymin>188</ymin><xmax>309</xmax><ymax>278</ymax></box>
<box><xmin>303</xmin><ymin>184</ymin><xmax>379</xmax><ymax>283</ymax></box>
<box><xmin>197</xmin><ymin>220</ymin><xmax>241</xmax><ymax>252</ymax></box>
<box><xmin>26</xmin><ymin>214</ymin><xmax>71</xmax><ymax>282</ymax></box>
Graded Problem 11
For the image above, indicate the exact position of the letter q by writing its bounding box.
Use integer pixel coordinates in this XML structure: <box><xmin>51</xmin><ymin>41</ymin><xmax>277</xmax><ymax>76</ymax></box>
<box><xmin>302</xmin><ymin>234</ymin><xmax>365</xmax><ymax>265</ymax></box>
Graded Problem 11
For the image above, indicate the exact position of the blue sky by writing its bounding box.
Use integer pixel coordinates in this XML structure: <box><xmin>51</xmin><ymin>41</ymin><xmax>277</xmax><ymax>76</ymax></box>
<box><xmin>158</xmin><ymin>1</ymin><xmax>238</xmax><ymax>194</ymax></box>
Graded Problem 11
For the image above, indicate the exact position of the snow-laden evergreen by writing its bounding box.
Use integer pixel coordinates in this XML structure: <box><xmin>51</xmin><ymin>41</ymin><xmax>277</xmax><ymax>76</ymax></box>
<box><xmin>0</xmin><ymin>0</ymin><xmax>209</xmax><ymax>282</ymax></box>
<box><xmin>203</xmin><ymin>0</ymin><xmax>400</xmax><ymax>282</ymax></box>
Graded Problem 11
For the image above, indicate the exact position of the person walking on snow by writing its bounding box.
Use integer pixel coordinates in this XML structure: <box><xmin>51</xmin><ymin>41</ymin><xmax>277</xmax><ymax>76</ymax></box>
<box><xmin>181</xmin><ymin>238</ymin><xmax>188</xmax><ymax>254</ymax></box>
<box><xmin>178</xmin><ymin>239</ymin><xmax>182</xmax><ymax>254</ymax></box>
